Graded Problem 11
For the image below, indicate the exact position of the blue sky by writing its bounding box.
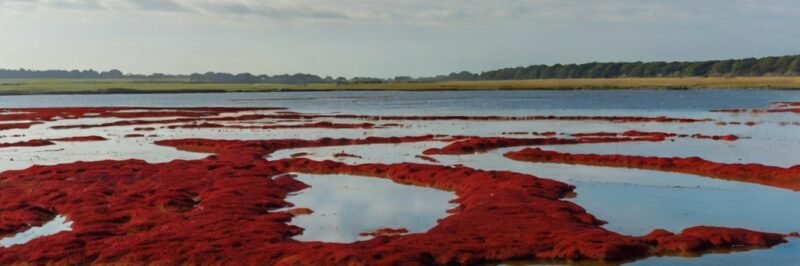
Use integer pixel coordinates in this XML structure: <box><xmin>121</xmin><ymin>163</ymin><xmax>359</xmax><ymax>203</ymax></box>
<box><xmin>1</xmin><ymin>0</ymin><xmax>799</xmax><ymax>77</ymax></box>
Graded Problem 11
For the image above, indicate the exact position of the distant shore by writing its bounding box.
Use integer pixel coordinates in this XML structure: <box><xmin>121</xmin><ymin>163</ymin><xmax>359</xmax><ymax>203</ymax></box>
<box><xmin>2</xmin><ymin>77</ymin><xmax>800</xmax><ymax>95</ymax></box>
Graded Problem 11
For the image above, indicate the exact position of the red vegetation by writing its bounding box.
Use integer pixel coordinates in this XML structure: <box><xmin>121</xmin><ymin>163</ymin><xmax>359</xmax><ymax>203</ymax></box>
<box><xmin>504</xmin><ymin>148</ymin><xmax>800</xmax><ymax>191</ymax></box>
<box><xmin>691</xmin><ymin>134</ymin><xmax>739</xmax><ymax>141</ymax></box>
<box><xmin>290</xmin><ymin>152</ymin><xmax>310</xmax><ymax>158</ymax></box>
<box><xmin>712</xmin><ymin>102</ymin><xmax>800</xmax><ymax>114</ymax></box>
<box><xmin>0</xmin><ymin>107</ymin><xmax>286</xmax><ymax>123</ymax></box>
<box><xmin>642</xmin><ymin>227</ymin><xmax>785</xmax><ymax>254</ymax></box>
<box><xmin>0</xmin><ymin>140</ymin><xmax>54</xmax><ymax>149</ymax></box>
<box><xmin>0</xmin><ymin>136</ymin><xmax>786</xmax><ymax>264</ymax></box>
<box><xmin>333</xmin><ymin>152</ymin><xmax>363</xmax><ymax>159</ymax></box>
<box><xmin>0</xmin><ymin>108</ymin><xmax>710</xmax><ymax>132</ymax></box>
<box><xmin>50</xmin><ymin>113</ymin><xmax>710</xmax><ymax>130</ymax></box>
<box><xmin>571</xmin><ymin>131</ymin><xmax>739</xmax><ymax>142</ymax></box>
<box><xmin>572</xmin><ymin>132</ymin><xmax>619</xmax><ymax>137</ymax></box>
<box><xmin>156</xmin><ymin>135</ymin><xmax>440</xmax><ymax>157</ymax></box>
<box><xmin>48</xmin><ymin>136</ymin><xmax>107</xmax><ymax>142</ymax></box>
<box><xmin>123</xmin><ymin>134</ymin><xmax>145</xmax><ymax>138</ymax></box>
<box><xmin>501</xmin><ymin>132</ymin><xmax>531</xmax><ymax>135</ymax></box>
<box><xmin>0</xmin><ymin>106</ymin><xmax>787</xmax><ymax>264</ymax></box>
<box><xmin>415</xmin><ymin>155</ymin><xmax>439</xmax><ymax>163</ymax></box>
<box><xmin>0</xmin><ymin>122</ymin><xmax>41</xmax><ymax>131</ymax></box>
<box><xmin>276</xmin><ymin>114</ymin><xmax>710</xmax><ymax>123</ymax></box>
<box><xmin>167</xmin><ymin>122</ymin><xmax>378</xmax><ymax>130</ymax></box>
<box><xmin>0</xmin><ymin>205</ymin><xmax>56</xmax><ymax>236</ymax></box>
<box><xmin>423</xmin><ymin>136</ymin><xmax>666</xmax><ymax>155</ymax></box>
<box><xmin>426</xmin><ymin>131</ymin><xmax>738</xmax><ymax>156</ymax></box>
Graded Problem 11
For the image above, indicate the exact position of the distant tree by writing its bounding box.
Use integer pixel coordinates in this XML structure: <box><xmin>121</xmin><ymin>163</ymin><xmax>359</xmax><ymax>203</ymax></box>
<box><xmin>731</xmin><ymin>58</ymin><xmax>758</xmax><ymax>76</ymax></box>
<box><xmin>709</xmin><ymin>60</ymin><xmax>734</xmax><ymax>77</ymax></box>
<box><xmin>3</xmin><ymin>54</ymin><xmax>800</xmax><ymax>82</ymax></box>
<box><xmin>787</xmin><ymin>57</ymin><xmax>800</xmax><ymax>75</ymax></box>
<box><xmin>394</xmin><ymin>76</ymin><xmax>414</xmax><ymax>82</ymax></box>
<box><xmin>100</xmin><ymin>69</ymin><xmax>123</xmax><ymax>78</ymax></box>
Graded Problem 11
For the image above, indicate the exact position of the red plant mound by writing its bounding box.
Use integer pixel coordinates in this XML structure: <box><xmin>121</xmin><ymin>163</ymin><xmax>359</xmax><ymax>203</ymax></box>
<box><xmin>0</xmin><ymin>107</ymin><xmax>286</xmax><ymax>123</ymax></box>
<box><xmin>48</xmin><ymin>136</ymin><xmax>107</xmax><ymax>142</ymax></box>
<box><xmin>504</xmin><ymin>148</ymin><xmax>800</xmax><ymax>191</ymax></box>
<box><xmin>0</xmin><ymin>140</ymin><xmax>54</xmax><ymax>149</ymax></box>
<box><xmin>415</xmin><ymin>155</ymin><xmax>440</xmax><ymax>163</ymax></box>
<box><xmin>423</xmin><ymin>136</ymin><xmax>666</xmax><ymax>155</ymax></box>
<box><xmin>0</xmin><ymin>122</ymin><xmax>41</xmax><ymax>131</ymax></box>
<box><xmin>167</xmin><ymin>122</ymin><xmax>378</xmax><ymax>130</ymax></box>
<box><xmin>333</xmin><ymin>152</ymin><xmax>363</xmax><ymax>159</ymax></box>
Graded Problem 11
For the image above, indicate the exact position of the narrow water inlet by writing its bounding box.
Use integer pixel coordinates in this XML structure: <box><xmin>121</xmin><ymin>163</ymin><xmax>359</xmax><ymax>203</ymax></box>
<box><xmin>279</xmin><ymin>173</ymin><xmax>457</xmax><ymax>243</ymax></box>
<box><xmin>0</xmin><ymin>215</ymin><xmax>73</xmax><ymax>248</ymax></box>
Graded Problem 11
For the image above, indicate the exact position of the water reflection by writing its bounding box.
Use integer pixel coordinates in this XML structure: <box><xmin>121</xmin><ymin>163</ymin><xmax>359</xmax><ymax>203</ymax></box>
<box><xmin>628</xmin><ymin>239</ymin><xmax>800</xmax><ymax>266</ymax></box>
<box><xmin>281</xmin><ymin>173</ymin><xmax>456</xmax><ymax>243</ymax></box>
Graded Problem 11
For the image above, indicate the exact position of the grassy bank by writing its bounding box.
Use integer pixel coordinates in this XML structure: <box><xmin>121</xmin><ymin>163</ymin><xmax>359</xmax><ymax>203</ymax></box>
<box><xmin>2</xmin><ymin>77</ymin><xmax>800</xmax><ymax>95</ymax></box>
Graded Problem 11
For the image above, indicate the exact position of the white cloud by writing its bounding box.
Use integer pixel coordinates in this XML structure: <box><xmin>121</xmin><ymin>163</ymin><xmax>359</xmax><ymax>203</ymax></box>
<box><xmin>5</xmin><ymin>0</ymin><xmax>795</xmax><ymax>25</ymax></box>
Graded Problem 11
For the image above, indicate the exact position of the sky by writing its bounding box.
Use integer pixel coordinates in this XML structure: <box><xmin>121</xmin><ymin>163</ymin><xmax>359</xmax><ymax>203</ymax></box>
<box><xmin>1</xmin><ymin>0</ymin><xmax>799</xmax><ymax>78</ymax></box>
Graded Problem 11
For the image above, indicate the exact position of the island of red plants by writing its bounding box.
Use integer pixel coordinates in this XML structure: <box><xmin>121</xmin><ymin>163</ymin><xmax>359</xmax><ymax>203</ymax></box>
<box><xmin>504</xmin><ymin>148</ymin><xmax>800</xmax><ymax>191</ymax></box>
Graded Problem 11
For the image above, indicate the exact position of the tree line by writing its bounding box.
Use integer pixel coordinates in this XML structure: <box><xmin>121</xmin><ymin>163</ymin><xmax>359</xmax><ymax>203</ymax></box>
<box><xmin>0</xmin><ymin>69</ymin><xmax>127</xmax><ymax>79</ymax></box>
<box><xmin>433</xmin><ymin>55</ymin><xmax>800</xmax><ymax>81</ymax></box>
<box><xmin>2</xmin><ymin>54</ymin><xmax>799</xmax><ymax>83</ymax></box>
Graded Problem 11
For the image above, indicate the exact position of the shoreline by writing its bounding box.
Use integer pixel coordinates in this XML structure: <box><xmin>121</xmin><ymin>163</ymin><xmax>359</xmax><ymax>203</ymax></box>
<box><xmin>0</xmin><ymin>87</ymin><xmax>796</xmax><ymax>96</ymax></box>
<box><xmin>1</xmin><ymin>77</ymin><xmax>800</xmax><ymax>95</ymax></box>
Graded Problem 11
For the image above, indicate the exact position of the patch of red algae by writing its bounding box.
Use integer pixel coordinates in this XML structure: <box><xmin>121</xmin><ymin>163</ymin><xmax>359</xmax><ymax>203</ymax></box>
<box><xmin>11</xmin><ymin>107</ymin><xmax>708</xmax><ymax>130</ymax></box>
<box><xmin>416</xmin><ymin>155</ymin><xmax>440</xmax><ymax>163</ymax></box>
<box><xmin>48</xmin><ymin>113</ymin><xmax>315</xmax><ymax>130</ymax></box>
<box><xmin>571</xmin><ymin>132</ymin><xmax>620</xmax><ymax>137</ymax></box>
<box><xmin>166</xmin><ymin>121</ymin><xmax>378</xmax><ymax>130</ymax></box>
<box><xmin>0</xmin><ymin>204</ymin><xmax>56</xmax><ymax>236</ymax></box>
<box><xmin>501</xmin><ymin>131</ymin><xmax>532</xmax><ymax>135</ymax></box>
<box><xmin>290</xmin><ymin>152</ymin><xmax>310</xmax><ymax>158</ymax></box>
<box><xmin>504</xmin><ymin>148</ymin><xmax>800</xmax><ymax>191</ymax></box>
<box><xmin>0</xmin><ymin>140</ymin><xmax>54</xmax><ymax>149</ymax></box>
<box><xmin>0</xmin><ymin>107</ymin><xmax>286</xmax><ymax>123</ymax></box>
<box><xmin>691</xmin><ymin>134</ymin><xmax>739</xmax><ymax>141</ymax></box>
<box><xmin>359</xmin><ymin>228</ymin><xmax>409</xmax><ymax>237</ymax></box>
<box><xmin>573</xmin><ymin>131</ymin><xmax>739</xmax><ymax>141</ymax></box>
<box><xmin>333</xmin><ymin>152</ymin><xmax>363</xmax><ymax>159</ymax></box>
<box><xmin>155</xmin><ymin>135</ymin><xmax>443</xmax><ymax>157</ymax></box>
<box><xmin>0</xmin><ymin>122</ymin><xmax>41</xmax><ymax>131</ymax></box>
<box><xmin>642</xmin><ymin>227</ymin><xmax>785</xmax><ymax>254</ymax></box>
<box><xmin>261</xmin><ymin>113</ymin><xmax>711</xmax><ymax>123</ymax></box>
<box><xmin>48</xmin><ymin>136</ymin><xmax>107</xmax><ymax>142</ymax></box>
<box><xmin>712</xmin><ymin>102</ymin><xmax>800</xmax><ymax>114</ymax></box>
<box><xmin>422</xmin><ymin>136</ymin><xmax>667</xmax><ymax>155</ymax></box>
<box><xmin>0</xmin><ymin>136</ymin><xmax>786</xmax><ymax>264</ymax></box>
